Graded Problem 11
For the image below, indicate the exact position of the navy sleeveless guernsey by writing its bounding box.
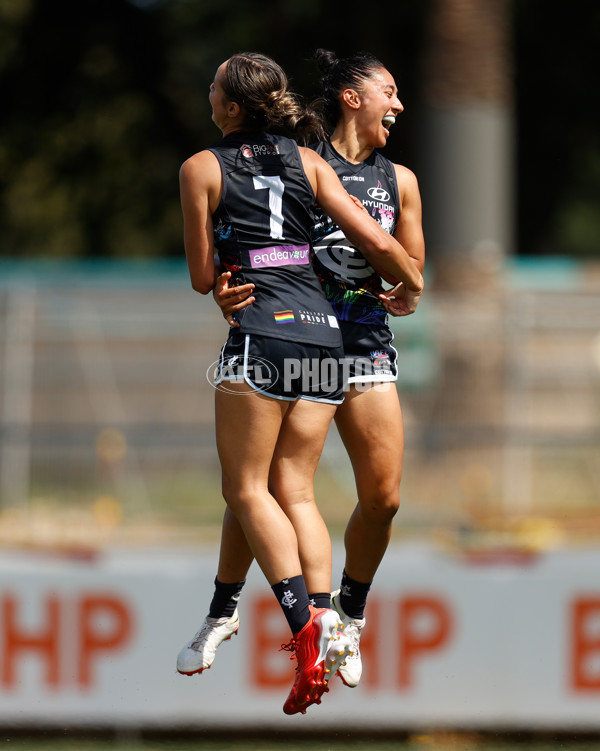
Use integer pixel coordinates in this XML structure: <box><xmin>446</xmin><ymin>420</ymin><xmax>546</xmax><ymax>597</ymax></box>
<box><xmin>310</xmin><ymin>139</ymin><xmax>400</xmax><ymax>325</ymax></box>
<box><xmin>209</xmin><ymin>131</ymin><xmax>341</xmax><ymax>347</ymax></box>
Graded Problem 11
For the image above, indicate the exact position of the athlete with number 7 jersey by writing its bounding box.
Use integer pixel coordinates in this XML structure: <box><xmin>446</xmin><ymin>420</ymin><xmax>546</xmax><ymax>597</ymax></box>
<box><xmin>200</xmin><ymin>50</ymin><xmax>426</xmax><ymax>693</ymax></box>
<box><xmin>208</xmin><ymin>130</ymin><xmax>341</xmax><ymax>347</ymax></box>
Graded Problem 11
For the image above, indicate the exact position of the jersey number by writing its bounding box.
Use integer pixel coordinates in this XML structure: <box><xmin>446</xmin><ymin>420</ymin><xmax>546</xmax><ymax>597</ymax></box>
<box><xmin>253</xmin><ymin>175</ymin><xmax>284</xmax><ymax>239</ymax></box>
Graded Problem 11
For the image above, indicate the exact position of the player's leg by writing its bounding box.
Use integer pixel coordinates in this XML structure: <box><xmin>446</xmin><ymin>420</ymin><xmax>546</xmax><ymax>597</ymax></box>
<box><xmin>331</xmin><ymin>381</ymin><xmax>403</xmax><ymax>687</ymax></box>
<box><xmin>206</xmin><ymin>393</ymin><xmax>338</xmax><ymax>609</ymax></box>
<box><xmin>335</xmin><ymin>381</ymin><xmax>404</xmax><ymax>588</ymax></box>
<box><xmin>216</xmin><ymin>378</ymin><xmax>349</xmax><ymax>696</ymax></box>
<box><xmin>215</xmin><ymin>381</ymin><xmax>303</xmax><ymax>587</ymax></box>
<box><xmin>177</xmin><ymin>383</ymin><xmax>293</xmax><ymax>676</ymax></box>
<box><xmin>180</xmin><ymin>346</ymin><xmax>350</xmax><ymax>712</ymax></box>
<box><xmin>271</xmin><ymin>394</ymin><xmax>351</xmax><ymax>715</ymax></box>
<box><xmin>215</xmin><ymin>506</ymin><xmax>254</xmax><ymax>584</ymax></box>
<box><xmin>269</xmin><ymin>397</ymin><xmax>337</xmax><ymax>603</ymax></box>
<box><xmin>178</xmin><ymin>388</ymin><xmax>338</xmax><ymax>677</ymax></box>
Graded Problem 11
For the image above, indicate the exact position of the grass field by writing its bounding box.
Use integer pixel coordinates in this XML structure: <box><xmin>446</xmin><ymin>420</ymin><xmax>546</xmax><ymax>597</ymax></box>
<box><xmin>3</xmin><ymin>734</ymin><xmax>600</xmax><ymax>751</ymax></box>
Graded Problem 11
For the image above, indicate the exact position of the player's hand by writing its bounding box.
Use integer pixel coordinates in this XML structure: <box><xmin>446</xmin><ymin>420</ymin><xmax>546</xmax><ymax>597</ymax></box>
<box><xmin>379</xmin><ymin>282</ymin><xmax>422</xmax><ymax>317</ymax></box>
<box><xmin>213</xmin><ymin>271</ymin><xmax>255</xmax><ymax>327</ymax></box>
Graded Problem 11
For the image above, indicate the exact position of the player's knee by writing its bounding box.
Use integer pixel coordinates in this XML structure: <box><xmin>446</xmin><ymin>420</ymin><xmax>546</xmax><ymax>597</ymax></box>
<box><xmin>221</xmin><ymin>474</ymin><xmax>234</xmax><ymax>502</ymax></box>
<box><xmin>221</xmin><ymin>478</ymin><xmax>255</xmax><ymax>511</ymax></box>
<box><xmin>276</xmin><ymin>488</ymin><xmax>315</xmax><ymax>514</ymax></box>
<box><xmin>360</xmin><ymin>487</ymin><xmax>400</xmax><ymax>524</ymax></box>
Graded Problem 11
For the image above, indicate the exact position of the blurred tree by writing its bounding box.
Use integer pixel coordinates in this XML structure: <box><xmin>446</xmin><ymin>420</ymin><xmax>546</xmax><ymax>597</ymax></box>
<box><xmin>419</xmin><ymin>0</ymin><xmax>514</xmax><ymax>266</ymax></box>
<box><xmin>514</xmin><ymin>0</ymin><xmax>600</xmax><ymax>257</ymax></box>
<box><xmin>0</xmin><ymin>0</ymin><xmax>597</xmax><ymax>259</ymax></box>
<box><xmin>0</xmin><ymin>0</ymin><xmax>425</xmax><ymax>259</ymax></box>
<box><xmin>0</xmin><ymin>0</ymin><xmax>191</xmax><ymax>257</ymax></box>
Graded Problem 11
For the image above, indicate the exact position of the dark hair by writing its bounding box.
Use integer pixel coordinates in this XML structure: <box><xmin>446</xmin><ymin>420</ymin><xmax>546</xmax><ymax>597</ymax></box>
<box><xmin>313</xmin><ymin>48</ymin><xmax>387</xmax><ymax>133</ymax></box>
<box><xmin>222</xmin><ymin>52</ymin><xmax>324</xmax><ymax>144</ymax></box>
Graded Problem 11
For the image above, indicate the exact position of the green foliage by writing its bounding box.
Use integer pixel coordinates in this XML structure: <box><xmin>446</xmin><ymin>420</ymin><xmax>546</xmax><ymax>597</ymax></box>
<box><xmin>0</xmin><ymin>0</ymin><xmax>191</xmax><ymax>257</ymax></box>
<box><xmin>514</xmin><ymin>0</ymin><xmax>600</xmax><ymax>257</ymax></box>
<box><xmin>0</xmin><ymin>0</ymin><xmax>426</xmax><ymax>258</ymax></box>
<box><xmin>1</xmin><ymin>0</ymin><xmax>598</xmax><ymax>259</ymax></box>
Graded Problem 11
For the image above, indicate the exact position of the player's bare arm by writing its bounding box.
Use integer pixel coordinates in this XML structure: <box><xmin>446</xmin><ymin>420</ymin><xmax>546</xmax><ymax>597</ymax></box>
<box><xmin>301</xmin><ymin>148</ymin><xmax>423</xmax><ymax>293</ymax></box>
<box><xmin>378</xmin><ymin>164</ymin><xmax>425</xmax><ymax>316</ymax></box>
<box><xmin>394</xmin><ymin>163</ymin><xmax>425</xmax><ymax>275</ymax></box>
<box><xmin>180</xmin><ymin>150</ymin><xmax>221</xmax><ymax>294</ymax></box>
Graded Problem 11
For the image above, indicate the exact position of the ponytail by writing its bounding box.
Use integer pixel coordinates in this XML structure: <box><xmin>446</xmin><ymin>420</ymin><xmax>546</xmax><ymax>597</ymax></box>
<box><xmin>223</xmin><ymin>52</ymin><xmax>325</xmax><ymax>144</ymax></box>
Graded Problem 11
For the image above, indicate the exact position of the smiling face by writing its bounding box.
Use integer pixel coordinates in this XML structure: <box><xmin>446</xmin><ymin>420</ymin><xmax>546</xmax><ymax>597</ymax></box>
<box><xmin>354</xmin><ymin>67</ymin><xmax>404</xmax><ymax>148</ymax></box>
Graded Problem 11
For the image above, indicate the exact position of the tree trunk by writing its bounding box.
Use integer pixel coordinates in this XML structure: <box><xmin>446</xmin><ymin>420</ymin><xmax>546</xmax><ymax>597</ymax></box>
<box><xmin>420</xmin><ymin>0</ymin><xmax>514</xmax><ymax>285</ymax></box>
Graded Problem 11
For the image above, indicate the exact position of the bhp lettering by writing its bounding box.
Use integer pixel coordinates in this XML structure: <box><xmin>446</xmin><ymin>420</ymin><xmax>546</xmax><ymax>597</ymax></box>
<box><xmin>1</xmin><ymin>591</ymin><xmax>134</xmax><ymax>689</ymax></box>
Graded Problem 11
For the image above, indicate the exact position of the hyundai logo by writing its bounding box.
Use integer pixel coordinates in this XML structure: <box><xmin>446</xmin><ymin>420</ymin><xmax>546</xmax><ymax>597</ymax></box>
<box><xmin>367</xmin><ymin>187</ymin><xmax>390</xmax><ymax>202</ymax></box>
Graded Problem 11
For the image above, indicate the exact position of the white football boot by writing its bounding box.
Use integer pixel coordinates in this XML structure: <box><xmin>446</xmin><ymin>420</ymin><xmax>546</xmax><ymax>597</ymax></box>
<box><xmin>177</xmin><ymin>609</ymin><xmax>239</xmax><ymax>675</ymax></box>
<box><xmin>331</xmin><ymin>590</ymin><xmax>365</xmax><ymax>688</ymax></box>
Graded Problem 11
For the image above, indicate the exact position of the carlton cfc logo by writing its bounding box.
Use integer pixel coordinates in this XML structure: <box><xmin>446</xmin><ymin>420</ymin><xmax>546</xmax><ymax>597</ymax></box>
<box><xmin>240</xmin><ymin>144</ymin><xmax>254</xmax><ymax>158</ymax></box>
<box><xmin>367</xmin><ymin>186</ymin><xmax>390</xmax><ymax>202</ymax></box>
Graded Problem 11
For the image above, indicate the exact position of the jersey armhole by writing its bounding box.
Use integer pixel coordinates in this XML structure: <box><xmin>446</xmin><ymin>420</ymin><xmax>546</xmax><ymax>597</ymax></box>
<box><xmin>207</xmin><ymin>148</ymin><xmax>227</xmax><ymax>208</ymax></box>
<box><xmin>291</xmin><ymin>140</ymin><xmax>317</xmax><ymax>205</ymax></box>
<box><xmin>382</xmin><ymin>156</ymin><xmax>401</xmax><ymax>233</ymax></box>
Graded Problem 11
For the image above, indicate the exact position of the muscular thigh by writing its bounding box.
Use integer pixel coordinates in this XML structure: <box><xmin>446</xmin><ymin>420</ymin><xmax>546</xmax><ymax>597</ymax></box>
<box><xmin>269</xmin><ymin>398</ymin><xmax>336</xmax><ymax>504</ymax></box>
<box><xmin>215</xmin><ymin>382</ymin><xmax>286</xmax><ymax>491</ymax></box>
<box><xmin>334</xmin><ymin>382</ymin><xmax>404</xmax><ymax>492</ymax></box>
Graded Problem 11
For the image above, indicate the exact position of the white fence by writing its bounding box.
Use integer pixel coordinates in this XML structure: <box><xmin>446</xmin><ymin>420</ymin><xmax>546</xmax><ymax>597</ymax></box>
<box><xmin>3</xmin><ymin>258</ymin><xmax>599</xmax><ymax>523</ymax></box>
<box><xmin>1</xmin><ymin>544</ymin><xmax>600</xmax><ymax>731</ymax></box>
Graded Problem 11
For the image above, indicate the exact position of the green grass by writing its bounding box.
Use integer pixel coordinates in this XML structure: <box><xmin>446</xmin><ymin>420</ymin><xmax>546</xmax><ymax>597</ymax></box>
<box><xmin>2</xmin><ymin>735</ymin><xmax>600</xmax><ymax>751</ymax></box>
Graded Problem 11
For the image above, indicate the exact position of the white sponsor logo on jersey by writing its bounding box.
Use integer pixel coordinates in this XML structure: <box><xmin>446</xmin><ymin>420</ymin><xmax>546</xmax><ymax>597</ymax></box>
<box><xmin>367</xmin><ymin>186</ymin><xmax>391</xmax><ymax>202</ymax></box>
<box><xmin>240</xmin><ymin>143</ymin><xmax>280</xmax><ymax>158</ymax></box>
<box><xmin>314</xmin><ymin>230</ymin><xmax>374</xmax><ymax>283</ymax></box>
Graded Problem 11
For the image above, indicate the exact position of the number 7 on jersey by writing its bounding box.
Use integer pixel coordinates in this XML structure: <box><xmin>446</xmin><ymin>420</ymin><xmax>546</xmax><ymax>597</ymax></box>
<box><xmin>253</xmin><ymin>175</ymin><xmax>285</xmax><ymax>240</ymax></box>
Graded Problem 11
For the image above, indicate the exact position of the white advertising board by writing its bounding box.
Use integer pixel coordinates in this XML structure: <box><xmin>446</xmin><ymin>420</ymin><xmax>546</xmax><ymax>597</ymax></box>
<box><xmin>1</xmin><ymin>543</ymin><xmax>599</xmax><ymax>730</ymax></box>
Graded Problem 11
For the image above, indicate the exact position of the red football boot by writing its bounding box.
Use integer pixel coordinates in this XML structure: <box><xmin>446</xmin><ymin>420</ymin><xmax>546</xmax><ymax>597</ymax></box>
<box><xmin>282</xmin><ymin>606</ymin><xmax>352</xmax><ymax>715</ymax></box>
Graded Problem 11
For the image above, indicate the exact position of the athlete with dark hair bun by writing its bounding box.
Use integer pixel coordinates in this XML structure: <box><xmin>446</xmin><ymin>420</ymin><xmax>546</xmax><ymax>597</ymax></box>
<box><xmin>305</xmin><ymin>50</ymin><xmax>425</xmax><ymax>688</ymax></box>
<box><xmin>178</xmin><ymin>52</ymin><xmax>423</xmax><ymax>715</ymax></box>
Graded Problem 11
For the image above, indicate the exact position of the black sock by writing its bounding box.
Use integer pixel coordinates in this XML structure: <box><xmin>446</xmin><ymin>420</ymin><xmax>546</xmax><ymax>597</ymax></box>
<box><xmin>339</xmin><ymin>570</ymin><xmax>371</xmax><ymax>620</ymax></box>
<box><xmin>208</xmin><ymin>577</ymin><xmax>245</xmax><ymax>619</ymax></box>
<box><xmin>309</xmin><ymin>592</ymin><xmax>332</xmax><ymax>609</ymax></box>
<box><xmin>272</xmin><ymin>575</ymin><xmax>310</xmax><ymax>635</ymax></box>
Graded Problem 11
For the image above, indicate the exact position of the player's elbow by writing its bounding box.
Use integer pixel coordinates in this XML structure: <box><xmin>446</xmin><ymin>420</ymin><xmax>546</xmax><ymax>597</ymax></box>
<box><xmin>369</xmin><ymin>234</ymin><xmax>397</xmax><ymax>261</ymax></box>
<box><xmin>190</xmin><ymin>277</ymin><xmax>214</xmax><ymax>295</ymax></box>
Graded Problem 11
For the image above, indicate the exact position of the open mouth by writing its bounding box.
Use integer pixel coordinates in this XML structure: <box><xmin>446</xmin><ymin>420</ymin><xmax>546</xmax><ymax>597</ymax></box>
<box><xmin>382</xmin><ymin>115</ymin><xmax>396</xmax><ymax>134</ymax></box>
